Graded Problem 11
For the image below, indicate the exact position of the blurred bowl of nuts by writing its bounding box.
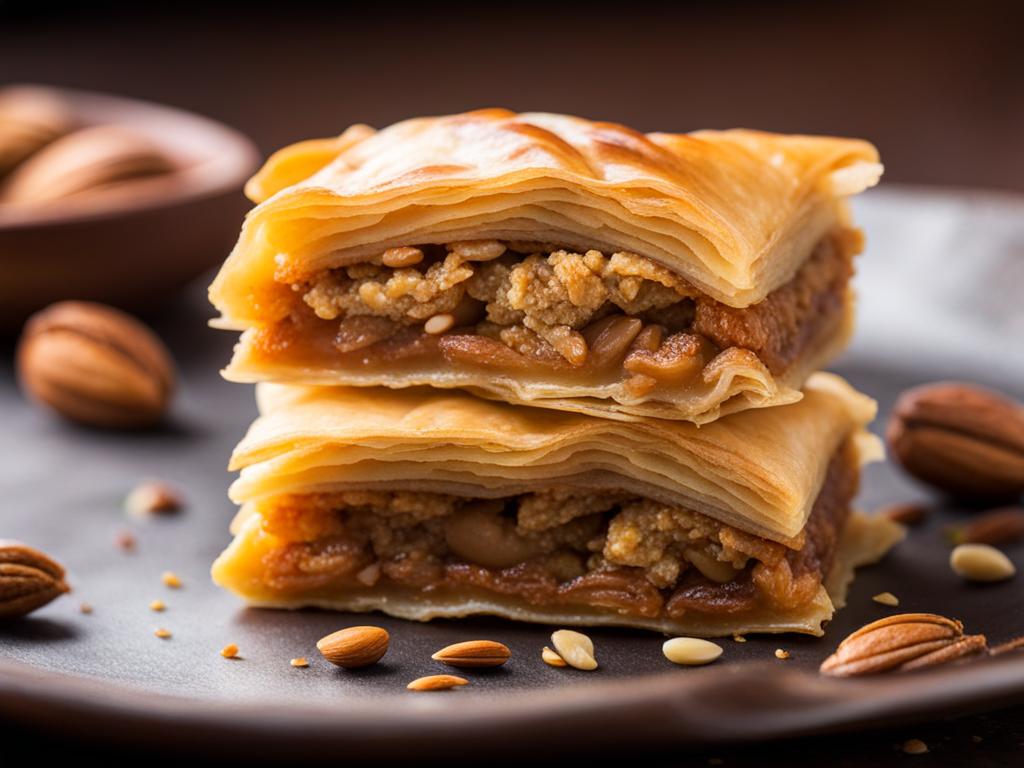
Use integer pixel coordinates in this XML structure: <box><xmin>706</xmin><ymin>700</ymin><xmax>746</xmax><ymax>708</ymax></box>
<box><xmin>0</xmin><ymin>84</ymin><xmax>259</xmax><ymax>330</ymax></box>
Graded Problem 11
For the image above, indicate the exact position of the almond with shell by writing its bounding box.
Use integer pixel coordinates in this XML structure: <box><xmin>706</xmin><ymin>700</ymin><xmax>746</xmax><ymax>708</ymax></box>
<box><xmin>887</xmin><ymin>382</ymin><xmax>1024</xmax><ymax>499</ymax></box>
<box><xmin>820</xmin><ymin>613</ymin><xmax>987</xmax><ymax>677</ymax></box>
<box><xmin>0</xmin><ymin>540</ymin><xmax>70</xmax><ymax>618</ymax></box>
<box><xmin>17</xmin><ymin>301</ymin><xmax>175</xmax><ymax>429</ymax></box>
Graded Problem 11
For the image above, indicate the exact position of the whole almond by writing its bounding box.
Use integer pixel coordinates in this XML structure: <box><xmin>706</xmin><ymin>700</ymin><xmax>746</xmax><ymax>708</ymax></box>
<box><xmin>17</xmin><ymin>301</ymin><xmax>175</xmax><ymax>429</ymax></box>
<box><xmin>950</xmin><ymin>507</ymin><xmax>1024</xmax><ymax>546</ymax></box>
<box><xmin>431</xmin><ymin>640</ymin><xmax>511</xmax><ymax>668</ymax></box>
<box><xmin>887</xmin><ymin>382</ymin><xmax>1024</xmax><ymax>499</ymax></box>
<box><xmin>316</xmin><ymin>625</ymin><xmax>389</xmax><ymax>668</ymax></box>
<box><xmin>949</xmin><ymin>544</ymin><xmax>1016</xmax><ymax>582</ymax></box>
<box><xmin>406</xmin><ymin>674</ymin><xmax>468</xmax><ymax>692</ymax></box>
<box><xmin>820</xmin><ymin>613</ymin><xmax>987</xmax><ymax>677</ymax></box>
<box><xmin>0</xmin><ymin>539</ymin><xmax>70</xmax><ymax>618</ymax></box>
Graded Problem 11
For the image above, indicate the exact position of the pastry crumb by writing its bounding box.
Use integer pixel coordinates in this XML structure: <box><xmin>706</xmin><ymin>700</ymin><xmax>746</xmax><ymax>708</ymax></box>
<box><xmin>149</xmin><ymin>599</ymin><xmax>166</xmax><ymax>612</ymax></box>
<box><xmin>220</xmin><ymin>643</ymin><xmax>239</xmax><ymax>659</ymax></box>
<box><xmin>732</xmin><ymin>634</ymin><xmax>746</xmax><ymax>643</ymax></box>
<box><xmin>872</xmin><ymin>591</ymin><xmax>899</xmax><ymax>607</ymax></box>
<box><xmin>115</xmin><ymin>530</ymin><xmax>136</xmax><ymax>551</ymax></box>
<box><xmin>161</xmin><ymin>571</ymin><xmax>182</xmax><ymax>588</ymax></box>
<box><xmin>125</xmin><ymin>480</ymin><xmax>184</xmax><ymax>517</ymax></box>
<box><xmin>290</xmin><ymin>657</ymin><xmax>309</xmax><ymax>668</ymax></box>
<box><xmin>79</xmin><ymin>602</ymin><xmax>93</xmax><ymax>615</ymax></box>
<box><xmin>774</xmin><ymin>648</ymin><xmax>790</xmax><ymax>660</ymax></box>
<box><xmin>154</xmin><ymin>628</ymin><xmax>172</xmax><ymax>639</ymax></box>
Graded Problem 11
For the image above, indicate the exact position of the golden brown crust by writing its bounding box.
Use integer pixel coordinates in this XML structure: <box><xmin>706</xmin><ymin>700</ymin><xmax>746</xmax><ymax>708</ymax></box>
<box><xmin>210</xmin><ymin>110</ymin><xmax>881</xmax><ymax>326</ymax></box>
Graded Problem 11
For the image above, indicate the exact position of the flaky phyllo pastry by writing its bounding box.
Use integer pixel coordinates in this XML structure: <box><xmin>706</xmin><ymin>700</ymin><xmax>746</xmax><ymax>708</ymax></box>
<box><xmin>209</xmin><ymin>110</ymin><xmax>882</xmax><ymax>423</ymax></box>
<box><xmin>212</xmin><ymin>374</ymin><xmax>902</xmax><ymax>636</ymax></box>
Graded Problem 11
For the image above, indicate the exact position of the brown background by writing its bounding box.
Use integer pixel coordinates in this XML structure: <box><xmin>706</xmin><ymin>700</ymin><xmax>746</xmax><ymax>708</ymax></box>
<box><xmin>2</xmin><ymin>0</ymin><xmax>1022</xmax><ymax>193</ymax></box>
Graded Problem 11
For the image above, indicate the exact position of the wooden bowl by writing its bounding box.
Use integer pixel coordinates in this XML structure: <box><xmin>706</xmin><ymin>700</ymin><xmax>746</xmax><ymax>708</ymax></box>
<box><xmin>0</xmin><ymin>86</ymin><xmax>259</xmax><ymax>331</ymax></box>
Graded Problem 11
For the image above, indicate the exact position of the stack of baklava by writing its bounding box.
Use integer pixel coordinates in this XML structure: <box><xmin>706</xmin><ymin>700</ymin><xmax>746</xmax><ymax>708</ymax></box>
<box><xmin>209</xmin><ymin>110</ymin><xmax>902</xmax><ymax>636</ymax></box>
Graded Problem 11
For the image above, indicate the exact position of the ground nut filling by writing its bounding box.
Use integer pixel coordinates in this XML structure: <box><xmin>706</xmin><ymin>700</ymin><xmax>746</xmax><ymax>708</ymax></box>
<box><xmin>257</xmin><ymin>443</ymin><xmax>857</xmax><ymax>620</ymax></box>
<box><xmin>271</xmin><ymin>231</ymin><xmax>856</xmax><ymax>384</ymax></box>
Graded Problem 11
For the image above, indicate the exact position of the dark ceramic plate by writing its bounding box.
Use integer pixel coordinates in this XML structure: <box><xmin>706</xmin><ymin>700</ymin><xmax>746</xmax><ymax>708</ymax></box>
<box><xmin>0</xmin><ymin>188</ymin><xmax>1022</xmax><ymax>758</ymax></box>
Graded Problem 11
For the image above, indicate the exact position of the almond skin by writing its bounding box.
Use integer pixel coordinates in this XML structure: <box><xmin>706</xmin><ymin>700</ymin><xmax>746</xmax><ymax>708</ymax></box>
<box><xmin>431</xmin><ymin>640</ymin><xmax>511</xmax><ymax>668</ymax></box>
<box><xmin>316</xmin><ymin>625</ymin><xmax>389</xmax><ymax>669</ymax></box>
<box><xmin>0</xmin><ymin>539</ymin><xmax>69</xmax><ymax>618</ymax></box>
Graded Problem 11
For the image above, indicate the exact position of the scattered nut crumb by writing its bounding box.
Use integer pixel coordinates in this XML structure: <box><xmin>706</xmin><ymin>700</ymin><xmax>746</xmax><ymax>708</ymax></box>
<box><xmin>732</xmin><ymin>634</ymin><xmax>747</xmax><ymax>643</ymax></box>
<box><xmin>290</xmin><ymin>657</ymin><xmax>309</xmax><ymax>668</ymax></box>
<box><xmin>79</xmin><ymin>602</ymin><xmax>93</xmax><ymax>614</ymax></box>
<box><xmin>154</xmin><ymin>628</ymin><xmax>172</xmax><ymax>639</ymax></box>
<box><xmin>902</xmin><ymin>738</ymin><xmax>928</xmax><ymax>755</ymax></box>
<box><xmin>125</xmin><ymin>480</ymin><xmax>184</xmax><ymax>518</ymax></box>
<box><xmin>149</xmin><ymin>599</ymin><xmax>166</xmax><ymax>612</ymax></box>
<box><xmin>878</xmin><ymin>502</ymin><xmax>929</xmax><ymax>526</ymax></box>
<box><xmin>971</xmin><ymin>735</ymin><xmax>983</xmax><ymax>743</ymax></box>
<box><xmin>541</xmin><ymin>646</ymin><xmax>567</xmax><ymax>667</ymax></box>
<box><xmin>775</xmin><ymin>649</ymin><xmax>791</xmax><ymax>660</ymax></box>
<box><xmin>161</xmin><ymin>571</ymin><xmax>182</xmax><ymax>588</ymax></box>
<box><xmin>220</xmin><ymin>643</ymin><xmax>239</xmax><ymax>659</ymax></box>
<box><xmin>115</xmin><ymin>530</ymin><xmax>136</xmax><ymax>551</ymax></box>
<box><xmin>872</xmin><ymin>592</ymin><xmax>900</xmax><ymax>607</ymax></box>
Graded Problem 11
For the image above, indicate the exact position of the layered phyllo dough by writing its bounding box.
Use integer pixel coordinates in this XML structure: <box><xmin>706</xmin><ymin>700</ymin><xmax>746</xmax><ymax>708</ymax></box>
<box><xmin>212</xmin><ymin>374</ymin><xmax>902</xmax><ymax>636</ymax></box>
<box><xmin>210</xmin><ymin>110</ymin><xmax>881</xmax><ymax>423</ymax></box>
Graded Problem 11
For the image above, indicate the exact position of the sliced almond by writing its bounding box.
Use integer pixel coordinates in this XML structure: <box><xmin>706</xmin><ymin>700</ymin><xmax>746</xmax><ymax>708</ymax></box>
<box><xmin>407</xmin><ymin>674</ymin><xmax>468</xmax><ymax>692</ymax></box>
<box><xmin>950</xmin><ymin>543</ymin><xmax>1016</xmax><ymax>582</ymax></box>
<box><xmin>431</xmin><ymin>640</ymin><xmax>511</xmax><ymax>668</ymax></box>
<box><xmin>316</xmin><ymin>625</ymin><xmax>389</xmax><ymax>669</ymax></box>
<box><xmin>551</xmin><ymin>629</ymin><xmax>597</xmax><ymax>671</ymax></box>
<box><xmin>541</xmin><ymin>646</ymin><xmax>567</xmax><ymax>667</ymax></box>
<box><xmin>662</xmin><ymin>637</ymin><xmax>722</xmax><ymax>666</ymax></box>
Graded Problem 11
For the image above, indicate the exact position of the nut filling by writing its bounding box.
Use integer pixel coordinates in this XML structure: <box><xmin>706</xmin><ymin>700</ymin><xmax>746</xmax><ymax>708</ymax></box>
<box><xmin>257</xmin><ymin>229</ymin><xmax>857</xmax><ymax>391</ymax></box>
<box><xmin>255</xmin><ymin>443</ymin><xmax>857</xmax><ymax>620</ymax></box>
